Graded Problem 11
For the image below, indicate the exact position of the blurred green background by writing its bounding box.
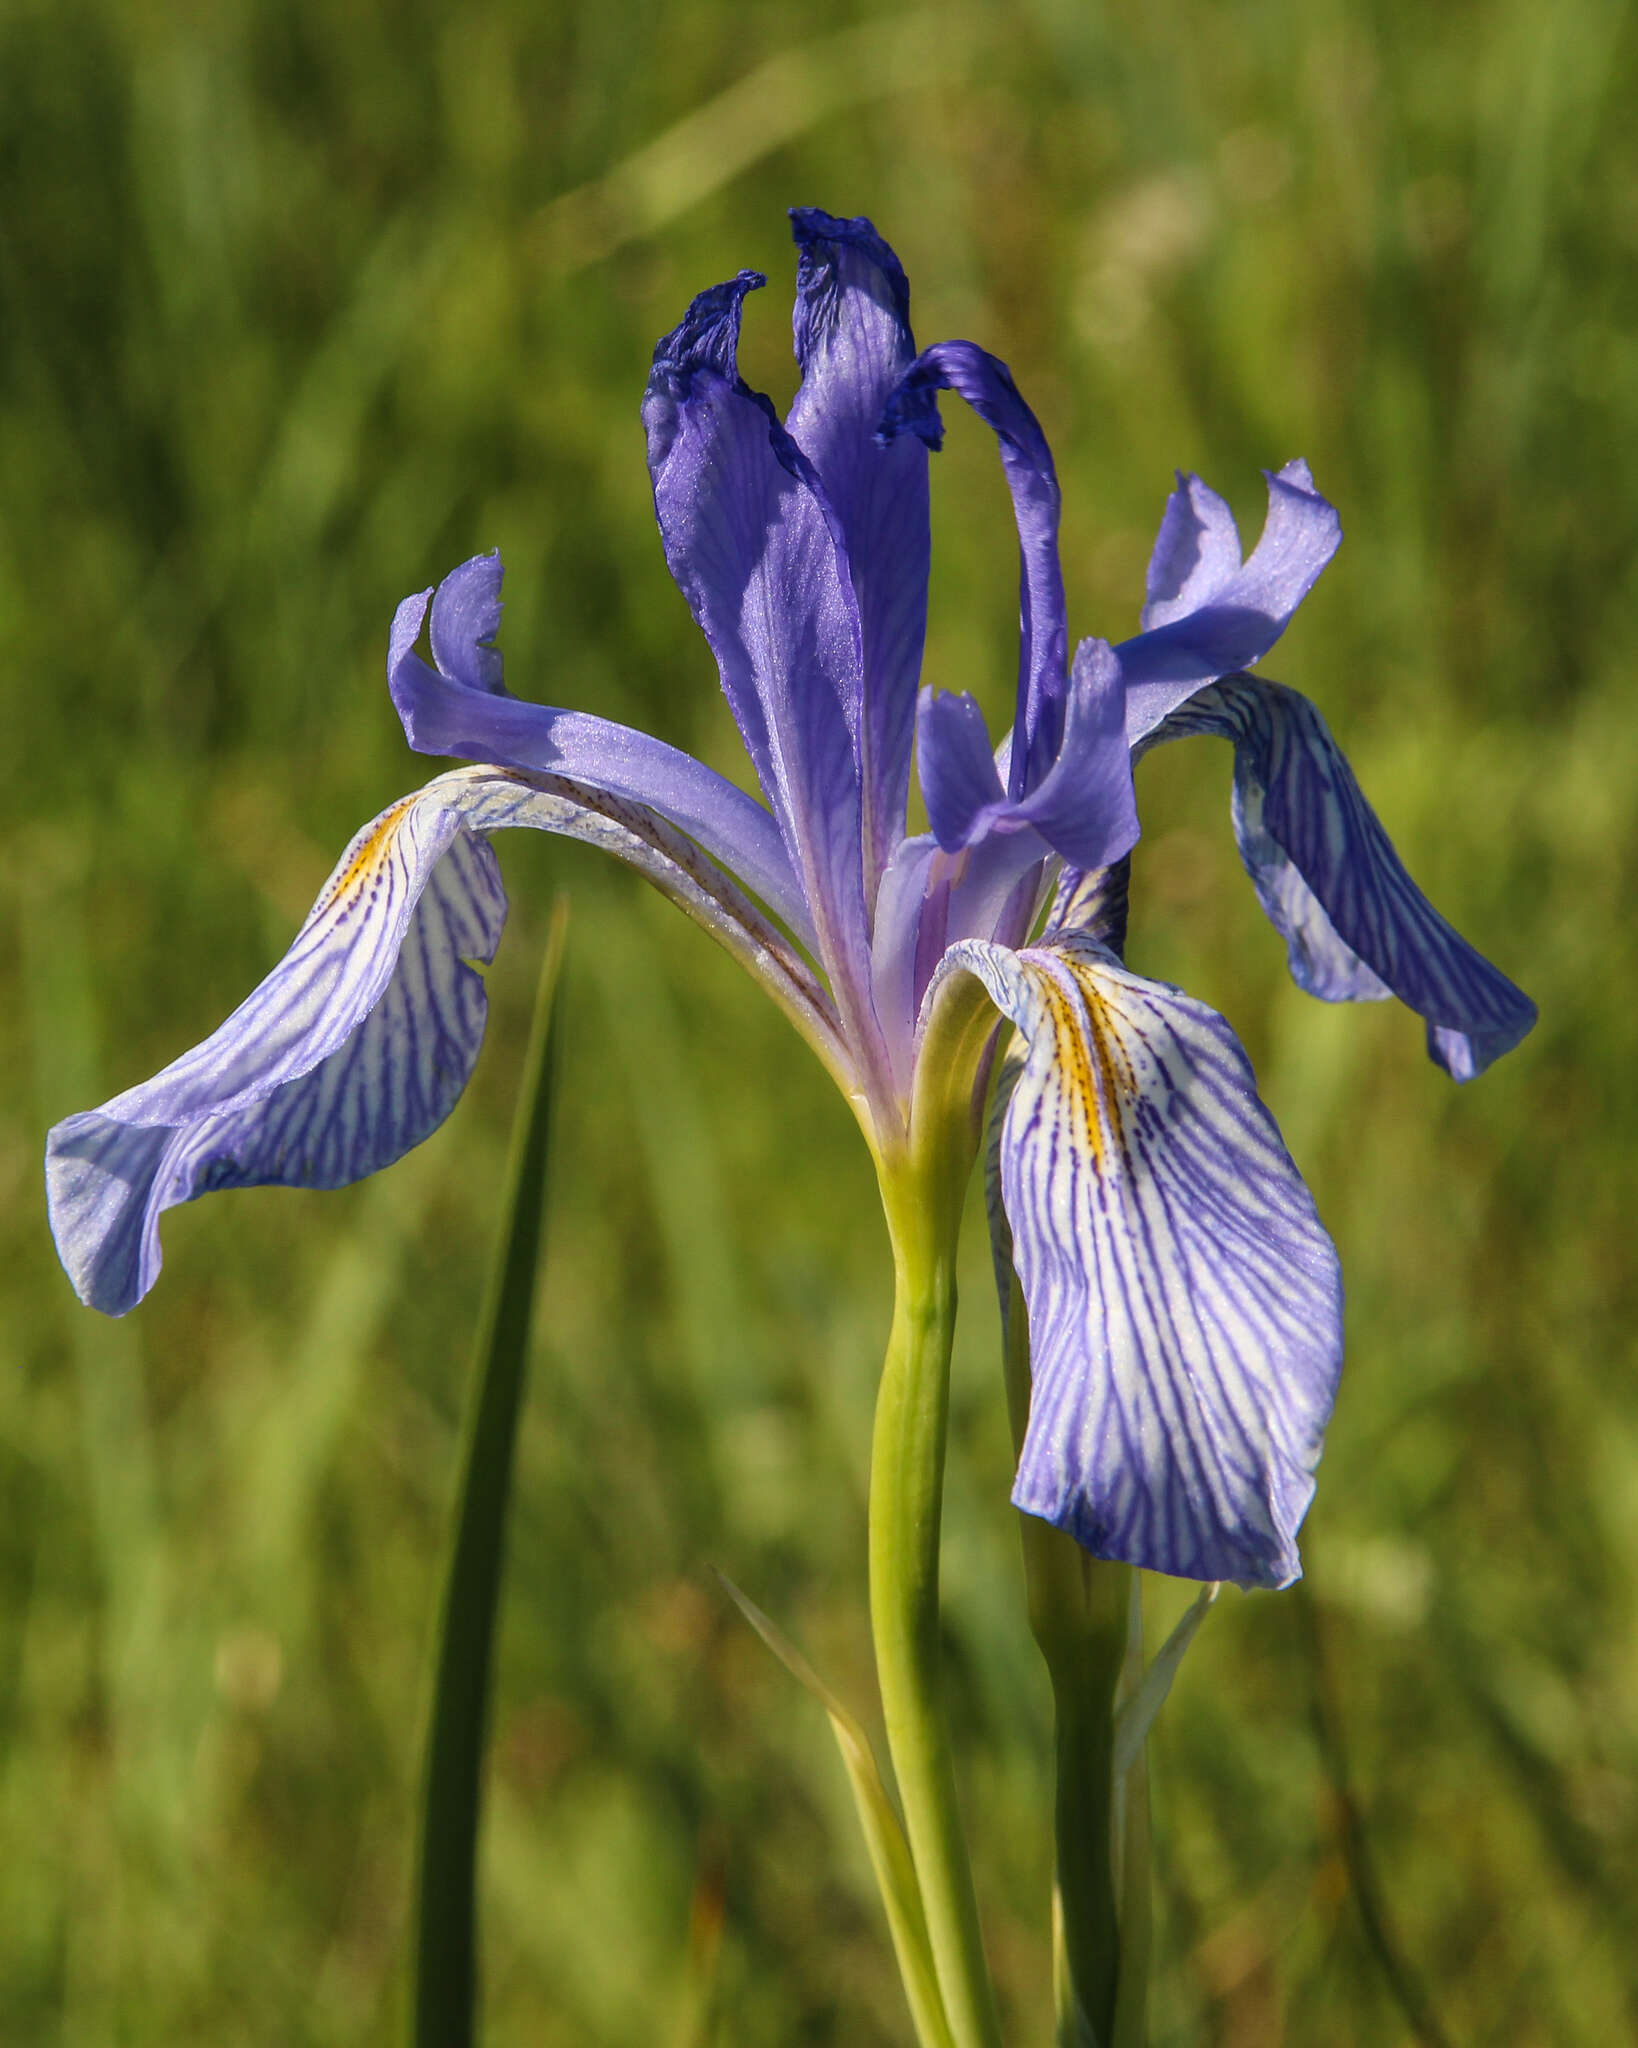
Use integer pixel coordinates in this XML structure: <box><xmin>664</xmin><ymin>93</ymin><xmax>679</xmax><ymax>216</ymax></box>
<box><xmin>4</xmin><ymin>0</ymin><xmax>1635</xmax><ymax>2040</ymax></box>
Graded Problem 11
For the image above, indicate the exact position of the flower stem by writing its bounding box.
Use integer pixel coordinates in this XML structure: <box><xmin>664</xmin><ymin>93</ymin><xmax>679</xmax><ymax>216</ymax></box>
<box><xmin>870</xmin><ymin>1161</ymin><xmax>1004</xmax><ymax>2048</ymax></box>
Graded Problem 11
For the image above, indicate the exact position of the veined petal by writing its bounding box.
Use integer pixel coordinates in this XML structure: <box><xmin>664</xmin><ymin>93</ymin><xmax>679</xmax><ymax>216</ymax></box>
<box><xmin>1146</xmin><ymin>674</ymin><xmax>1536</xmax><ymax>1078</ymax></box>
<box><xmin>390</xmin><ymin>554</ymin><xmax>815</xmax><ymax>947</ymax></box>
<box><xmin>47</xmin><ymin>784</ymin><xmax>506</xmax><ymax>1316</ymax></box>
<box><xmin>1121</xmin><ymin>461</ymin><xmax>1342</xmax><ymax>742</ymax></box>
<box><xmin>787</xmin><ymin>208</ymin><xmax>928</xmax><ymax>894</ymax></box>
<box><xmin>644</xmin><ymin>270</ymin><xmax>889</xmax><ymax>1097</ymax></box>
<box><xmin>882</xmin><ymin>341</ymin><xmax>1068</xmax><ymax>800</ymax></box>
<box><xmin>1046</xmin><ymin>853</ymin><xmax>1132</xmax><ymax>959</ymax></box>
<box><xmin>939</xmin><ymin>933</ymin><xmax>1342</xmax><ymax>1588</ymax></box>
<box><xmin>48</xmin><ymin>766</ymin><xmax>848</xmax><ymax>1317</ymax></box>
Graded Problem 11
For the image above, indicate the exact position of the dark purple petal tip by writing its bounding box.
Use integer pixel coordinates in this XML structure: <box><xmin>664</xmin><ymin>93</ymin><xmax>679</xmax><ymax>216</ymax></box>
<box><xmin>889</xmin><ymin>342</ymin><xmax>1055</xmax><ymax>478</ymax></box>
<box><xmin>789</xmin><ymin>206</ymin><xmax>912</xmax><ymax>335</ymax></box>
<box><xmin>876</xmin><ymin>357</ymin><xmax>946</xmax><ymax>451</ymax></box>
<box><xmin>650</xmin><ymin>269</ymin><xmax>767</xmax><ymax>381</ymax></box>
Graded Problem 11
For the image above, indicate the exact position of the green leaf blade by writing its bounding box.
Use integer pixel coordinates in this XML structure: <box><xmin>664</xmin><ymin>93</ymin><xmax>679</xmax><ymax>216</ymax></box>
<box><xmin>412</xmin><ymin>901</ymin><xmax>570</xmax><ymax>2048</ymax></box>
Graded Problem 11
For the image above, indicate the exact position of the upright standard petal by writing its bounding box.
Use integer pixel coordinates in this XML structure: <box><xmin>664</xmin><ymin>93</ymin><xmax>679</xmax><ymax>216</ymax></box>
<box><xmin>916</xmin><ymin>687</ymin><xmax>1008</xmax><ymax>853</ymax></box>
<box><xmin>390</xmin><ymin>555</ymin><xmax>815</xmax><ymax>946</ymax></box>
<box><xmin>941</xmin><ymin>933</ymin><xmax>1342</xmax><ymax>1588</ymax></box>
<box><xmin>882</xmin><ymin>341</ymin><xmax>1068</xmax><ymax>800</ymax></box>
<box><xmin>48</xmin><ymin>765</ymin><xmax>850</xmax><ymax>1317</ymax></box>
<box><xmin>643</xmin><ymin>270</ymin><xmax>891</xmax><ymax>1102</ymax></box>
<box><xmin>1120</xmin><ymin>463</ymin><xmax>1342</xmax><ymax>742</ymax></box>
<box><xmin>787</xmin><ymin>208</ymin><xmax>929</xmax><ymax>894</ymax></box>
<box><xmin>915</xmin><ymin>640</ymin><xmax>1138</xmax><ymax>875</ymax></box>
<box><xmin>1146</xmin><ymin>674</ymin><xmax>1537</xmax><ymax>1078</ymax></box>
<box><xmin>1002</xmin><ymin>638</ymin><xmax>1138</xmax><ymax>871</ymax></box>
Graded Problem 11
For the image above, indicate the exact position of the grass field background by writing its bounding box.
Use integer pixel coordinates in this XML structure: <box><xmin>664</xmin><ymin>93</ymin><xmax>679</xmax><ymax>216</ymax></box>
<box><xmin>4</xmin><ymin>0</ymin><xmax>1636</xmax><ymax>2040</ymax></box>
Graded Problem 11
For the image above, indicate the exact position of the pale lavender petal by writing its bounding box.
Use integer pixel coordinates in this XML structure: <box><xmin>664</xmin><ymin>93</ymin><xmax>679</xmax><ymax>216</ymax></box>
<box><xmin>48</xmin><ymin>766</ymin><xmax>850</xmax><ymax>1317</ymax></box>
<box><xmin>390</xmin><ymin>559</ymin><xmax>812</xmax><ymax>946</ymax></box>
<box><xmin>429</xmin><ymin>549</ymin><xmax>506</xmax><ymax>695</ymax></box>
<box><xmin>917</xmin><ymin>688</ymin><xmax>1006</xmax><ymax>853</ymax></box>
<box><xmin>1147</xmin><ymin>674</ymin><xmax>1536</xmax><ymax>1078</ymax></box>
<box><xmin>644</xmin><ymin>271</ymin><xmax>887</xmax><ymax>1087</ymax></box>
<box><xmin>871</xmin><ymin>828</ymin><xmax>1052</xmax><ymax>1096</ymax></box>
<box><xmin>941</xmin><ymin>933</ymin><xmax>1342</xmax><ymax>1588</ymax></box>
<box><xmin>870</xmin><ymin>832</ymin><xmax>942</xmax><ymax>1094</ymax></box>
<box><xmin>1122</xmin><ymin>461</ymin><xmax>1342</xmax><ymax>742</ymax></box>
<box><xmin>1007</xmin><ymin>638</ymin><xmax>1138</xmax><ymax>871</ymax></box>
<box><xmin>787</xmin><ymin>208</ymin><xmax>928</xmax><ymax>893</ymax></box>
<box><xmin>917</xmin><ymin>641</ymin><xmax>1137</xmax><ymax>875</ymax></box>
<box><xmin>881</xmin><ymin>341</ymin><xmax>1067</xmax><ymax>800</ymax></box>
<box><xmin>1141</xmin><ymin>473</ymin><xmax>1243</xmax><ymax>629</ymax></box>
<box><xmin>389</xmin><ymin>585</ymin><xmax>433</xmax><ymax>673</ymax></box>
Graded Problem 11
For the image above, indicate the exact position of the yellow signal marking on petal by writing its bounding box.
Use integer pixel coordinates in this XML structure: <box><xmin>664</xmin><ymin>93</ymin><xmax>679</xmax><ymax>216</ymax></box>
<box><xmin>312</xmin><ymin>795</ymin><xmax>419</xmax><ymax>916</ymax></box>
<box><xmin>1036</xmin><ymin>961</ymin><xmax>1133</xmax><ymax>1173</ymax></box>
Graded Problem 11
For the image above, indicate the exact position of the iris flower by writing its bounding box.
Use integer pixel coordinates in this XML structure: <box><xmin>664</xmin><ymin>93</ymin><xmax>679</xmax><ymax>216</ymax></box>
<box><xmin>46</xmin><ymin>209</ymin><xmax>1533</xmax><ymax>1593</ymax></box>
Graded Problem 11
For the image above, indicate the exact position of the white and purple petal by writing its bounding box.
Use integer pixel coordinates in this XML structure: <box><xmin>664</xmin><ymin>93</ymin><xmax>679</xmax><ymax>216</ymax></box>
<box><xmin>47</xmin><ymin>783</ymin><xmax>506</xmax><ymax>1316</ymax></box>
<box><xmin>882</xmin><ymin>341</ymin><xmax>1068</xmax><ymax>800</ymax></box>
<box><xmin>48</xmin><ymin>765</ymin><xmax>848</xmax><ymax>1317</ymax></box>
<box><xmin>787</xmin><ymin>208</ymin><xmax>928</xmax><ymax>894</ymax></box>
<box><xmin>944</xmin><ymin>933</ymin><xmax>1342</xmax><ymax>1588</ymax></box>
<box><xmin>390</xmin><ymin>554</ymin><xmax>815</xmax><ymax>946</ymax></box>
<box><xmin>1045</xmin><ymin>854</ymin><xmax>1132</xmax><ymax>958</ymax></box>
<box><xmin>1121</xmin><ymin>462</ymin><xmax>1342</xmax><ymax>742</ymax></box>
<box><xmin>1147</xmin><ymin>674</ymin><xmax>1536</xmax><ymax>1078</ymax></box>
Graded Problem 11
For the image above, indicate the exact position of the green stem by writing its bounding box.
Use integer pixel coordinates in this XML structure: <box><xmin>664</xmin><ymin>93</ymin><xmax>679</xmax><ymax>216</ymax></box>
<box><xmin>870</xmin><ymin>1155</ymin><xmax>1004</xmax><ymax>2048</ymax></box>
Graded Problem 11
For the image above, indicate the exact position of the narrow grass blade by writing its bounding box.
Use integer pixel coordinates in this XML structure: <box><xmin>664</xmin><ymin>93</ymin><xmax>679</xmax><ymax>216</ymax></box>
<box><xmin>413</xmin><ymin>902</ymin><xmax>570</xmax><ymax>2048</ymax></box>
<box><xmin>670</xmin><ymin>1848</ymin><xmax>727</xmax><ymax>2048</ymax></box>
<box><xmin>530</xmin><ymin>11</ymin><xmax>978</xmax><ymax>273</ymax></box>
<box><xmin>714</xmin><ymin>1574</ymin><xmax>955</xmax><ymax>2048</ymax></box>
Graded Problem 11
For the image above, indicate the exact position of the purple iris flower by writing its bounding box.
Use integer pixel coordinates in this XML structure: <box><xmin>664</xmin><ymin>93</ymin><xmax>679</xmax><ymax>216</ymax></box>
<box><xmin>46</xmin><ymin>209</ymin><xmax>1534</xmax><ymax>1589</ymax></box>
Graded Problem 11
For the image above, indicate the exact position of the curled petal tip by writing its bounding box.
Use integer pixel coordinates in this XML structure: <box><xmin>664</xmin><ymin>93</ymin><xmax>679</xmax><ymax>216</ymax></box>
<box><xmin>388</xmin><ymin>585</ymin><xmax>434</xmax><ymax>678</ymax></box>
<box><xmin>876</xmin><ymin>362</ymin><xmax>944</xmax><ymax>451</ymax></box>
<box><xmin>650</xmin><ymin>270</ymin><xmax>767</xmax><ymax>380</ymax></box>
<box><xmin>789</xmin><ymin>206</ymin><xmax>911</xmax><ymax>327</ymax></box>
<box><xmin>788</xmin><ymin>205</ymin><xmax>897</xmax><ymax>269</ymax></box>
<box><xmin>1271</xmin><ymin>455</ymin><xmax>1318</xmax><ymax>493</ymax></box>
<box><xmin>429</xmin><ymin>550</ymin><xmax>506</xmax><ymax>697</ymax></box>
<box><xmin>1147</xmin><ymin>674</ymin><xmax>1536</xmax><ymax>1076</ymax></box>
